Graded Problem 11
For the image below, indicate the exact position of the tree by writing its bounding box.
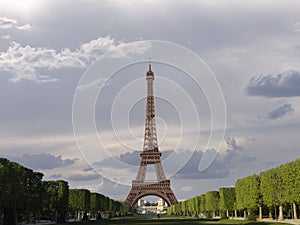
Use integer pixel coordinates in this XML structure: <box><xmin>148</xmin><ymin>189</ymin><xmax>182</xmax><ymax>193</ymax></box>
<box><xmin>200</xmin><ymin>194</ymin><xmax>206</xmax><ymax>216</ymax></box>
<box><xmin>219</xmin><ymin>187</ymin><xmax>235</xmax><ymax>218</ymax></box>
<box><xmin>69</xmin><ymin>189</ymin><xmax>90</xmax><ymax>220</ymax></box>
<box><xmin>0</xmin><ymin>158</ymin><xmax>18</xmax><ymax>225</ymax></box>
<box><xmin>235</xmin><ymin>174</ymin><xmax>261</xmax><ymax>220</ymax></box>
<box><xmin>279</xmin><ymin>159</ymin><xmax>300</xmax><ymax>219</ymax></box>
<box><xmin>178</xmin><ymin>201</ymin><xmax>184</xmax><ymax>215</ymax></box>
<box><xmin>205</xmin><ymin>191</ymin><xmax>220</xmax><ymax>217</ymax></box>
<box><xmin>260</xmin><ymin>168</ymin><xmax>284</xmax><ymax>220</ymax></box>
<box><xmin>0</xmin><ymin>158</ymin><xmax>44</xmax><ymax>225</ymax></box>
<box><xmin>43</xmin><ymin>180</ymin><xmax>69</xmax><ymax>222</ymax></box>
<box><xmin>90</xmin><ymin>193</ymin><xmax>102</xmax><ymax>218</ymax></box>
<box><xmin>190</xmin><ymin>196</ymin><xmax>200</xmax><ymax>216</ymax></box>
<box><xmin>56</xmin><ymin>180</ymin><xmax>69</xmax><ymax>222</ymax></box>
<box><xmin>23</xmin><ymin>170</ymin><xmax>44</xmax><ymax>222</ymax></box>
<box><xmin>174</xmin><ymin>203</ymin><xmax>181</xmax><ymax>215</ymax></box>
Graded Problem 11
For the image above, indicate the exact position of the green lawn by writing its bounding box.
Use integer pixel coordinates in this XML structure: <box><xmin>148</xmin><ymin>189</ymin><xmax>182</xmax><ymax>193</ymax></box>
<box><xmin>57</xmin><ymin>215</ymin><xmax>292</xmax><ymax>225</ymax></box>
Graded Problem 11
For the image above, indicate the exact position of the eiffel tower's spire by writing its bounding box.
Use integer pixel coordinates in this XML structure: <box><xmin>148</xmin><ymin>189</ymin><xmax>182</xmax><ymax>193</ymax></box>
<box><xmin>147</xmin><ymin>65</ymin><xmax>154</xmax><ymax>78</ymax></box>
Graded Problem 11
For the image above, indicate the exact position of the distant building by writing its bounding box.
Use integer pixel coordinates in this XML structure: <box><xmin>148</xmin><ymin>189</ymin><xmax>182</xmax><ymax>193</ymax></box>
<box><xmin>137</xmin><ymin>199</ymin><xmax>146</xmax><ymax>207</ymax></box>
<box><xmin>157</xmin><ymin>198</ymin><xmax>167</xmax><ymax>213</ymax></box>
<box><xmin>136</xmin><ymin>198</ymin><xmax>168</xmax><ymax>214</ymax></box>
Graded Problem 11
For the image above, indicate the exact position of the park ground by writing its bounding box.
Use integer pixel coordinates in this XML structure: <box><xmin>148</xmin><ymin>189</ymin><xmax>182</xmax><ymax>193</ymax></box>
<box><xmin>51</xmin><ymin>215</ymin><xmax>298</xmax><ymax>225</ymax></box>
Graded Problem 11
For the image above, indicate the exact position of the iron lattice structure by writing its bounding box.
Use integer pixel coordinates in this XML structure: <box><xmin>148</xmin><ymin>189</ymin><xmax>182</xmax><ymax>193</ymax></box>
<box><xmin>124</xmin><ymin>64</ymin><xmax>178</xmax><ymax>207</ymax></box>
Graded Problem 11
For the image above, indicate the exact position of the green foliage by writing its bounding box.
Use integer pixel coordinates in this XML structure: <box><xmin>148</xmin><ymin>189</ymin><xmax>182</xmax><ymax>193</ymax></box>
<box><xmin>69</xmin><ymin>189</ymin><xmax>90</xmax><ymax>212</ymax></box>
<box><xmin>0</xmin><ymin>158</ymin><xmax>44</xmax><ymax>225</ymax></box>
<box><xmin>219</xmin><ymin>187</ymin><xmax>235</xmax><ymax>211</ymax></box>
<box><xmin>90</xmin><ymin>192</ymin><xmax>103</xmax><ymax>212</ymax></box>
<box><xmin>192</xmin><ymin>196</ymin><xmax>201</xmax><ymax>215</ymax></box>
<box><xmin>280</xmin><ymin>159</ymin><xmax>300</xmax><ymax>204</ymax></box>
<box><xmin>205</xmin><ymin>191</ymin><xmax>220</xmax><ymax>213</ymax></box>
<box><xmin>260</xmin><ymin>168</ymin><xmax>286</xmax><ymax>209</ymax></box>
<box><xmin>200</xmin><ymin>194</ymin><xmax>206</xmax><ymax>213</ymax></box>
<box><xmin>167</xmin><ymin>158</ymin><xmax>300</xmax><ymax>220</ymax></box>
<box><xmin>0</xmin><ymin>157</ymin><xmax>132</xmax><ymax>224</ymax></box>
<box><xmin>260</xmin><ymin>169</ymin><xmax>277</xmax><ymax>207</ymax></box>
<box><xmin>235</xmin><ymin>174</ymin><xmax>260</xmax><ymax>211</ymax></box>
<box><xmin>43</xmin><ymin>180</ymin><xmax>69</xmax><ymax>222</ymax></box>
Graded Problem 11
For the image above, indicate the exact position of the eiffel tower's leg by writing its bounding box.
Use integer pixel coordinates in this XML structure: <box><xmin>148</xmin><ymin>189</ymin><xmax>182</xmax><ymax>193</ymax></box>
<box><xmin>155</xmin><ymin>162</ymin><xmax>166</xmax><ymax>181</ymax></box>
<box><xmin>136</xmin><ymin>164</ymin><xmax>146</xmax><ymax>181</ymax></box>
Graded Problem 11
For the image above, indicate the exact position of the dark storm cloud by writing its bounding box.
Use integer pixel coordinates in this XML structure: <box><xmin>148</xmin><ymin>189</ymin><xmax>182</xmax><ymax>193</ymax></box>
<box><xmin>97</xmin><ymin>178</ymin><xmax>130</xmax><ymax>200</ymax></box>
<box><xmin>266</xmin><ymin>103</ymin><xmax>294</xmax><ymax>119</ymax></box>
<box><xmin>246</xmin><ymin>70</ymin><xmax>300</xmax><ymax>97</ymax></box>
<box><xmin>68</xmin><ymin>173</ymin><xmax>100</xmax><ymax>181</ymax></box>
<box><xmin>93</xmin><ymin>137</ymin><xmax>254</xmax><ymax>180</ymax></box>
<box><xmin>175</xmin><ymin>137</ymin><xmax>249</xmax><ymax>179</ymax></box>
<box><xmin>175</xmin><ymin>149</ymin><xmax>230</xmax><ymax>179</ymax></box>
<box><xmin>50</xmin><ymin>174</ymin><xmax>62</xmax><ymax>179</ymax></box>
<box><xmin>93</xmin><ymin>150</ymin><xmax>173</xmax><ymax>168</ymax></box>
<box><xmin>83</xmin><ymin>167</ymin><xmax>94</xmax><ymax>172</ymax></box>
<box><xmin>9</xmin><ymin>153</ymin><xmax>77</xmax><ymax>170</ymax></box>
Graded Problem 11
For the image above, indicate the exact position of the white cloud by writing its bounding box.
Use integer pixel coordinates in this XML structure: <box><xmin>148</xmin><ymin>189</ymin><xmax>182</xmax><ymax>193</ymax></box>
<box><xmin>294</xmin><ymin>22</ymin><xmax>300</xmax><ymax>32</ymax></box>
<box><xmin>181</xmin><ymin>185</ymin><xmax>194</xmax><ymax>192</ymax></box>
<box><xmin>1</xmin><ymin>34</ymin><xmax>11</xmax><ymax>40</ymax></box>
<box><xmin>0</xmin><ymin>37</ymin><xmax>151</xmax><ymax>83</ymax></box>
<box><xmin>105</xmin><ymin>41</ymin><xmax>152</xmax><ymax>58</ymax></box>
<box><xmin>0</xmin><ymin>16</ymin><xmax>32</xmax><ymax>30</ymax></box>
<box><xmin>77</xmin><ymin>78</ymin><xmax>108</xmax><ymax>91</ymax></box>
<box><xmin>17</xmin><ymin>24</ymin><xmax>32</xmax><ymax>30</ymax></box>
<box><xmin>0</xmin><ymin>17</ymin><xmax>17</xmax><ymax>29</ymax></box>
<box><xmin>78</xmin><ymin>37</ymin><xmax>117</xmax><ymax>59</ymax></box>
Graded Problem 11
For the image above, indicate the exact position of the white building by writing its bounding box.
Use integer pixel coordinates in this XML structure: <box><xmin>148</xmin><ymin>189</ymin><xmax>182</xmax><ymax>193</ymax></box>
<box><xmin>136</xmin><ymin>198</ymin><xmax>168</xmax><ymax>214</ymax></box>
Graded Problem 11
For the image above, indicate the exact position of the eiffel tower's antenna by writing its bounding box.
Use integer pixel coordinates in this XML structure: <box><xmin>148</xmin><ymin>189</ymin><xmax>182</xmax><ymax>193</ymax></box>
<box><xmin>148</xmin><ymin>57</ymin><xmax>152</xmax><ymax>71</ymax></box>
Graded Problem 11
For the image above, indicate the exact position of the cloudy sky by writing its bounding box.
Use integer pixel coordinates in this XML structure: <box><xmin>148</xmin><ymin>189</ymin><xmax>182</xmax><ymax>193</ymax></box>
<box><xmin>1</xmin><ymin>0</ymin><xmax>300</xmax><ymax>201</ymax></box>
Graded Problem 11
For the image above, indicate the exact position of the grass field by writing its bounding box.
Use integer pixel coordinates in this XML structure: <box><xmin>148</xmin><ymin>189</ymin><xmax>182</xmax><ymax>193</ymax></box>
<box><xmin>56</xmin><ymin>215</ymin><xmax>292</xmax><ymax>225</ymax></box>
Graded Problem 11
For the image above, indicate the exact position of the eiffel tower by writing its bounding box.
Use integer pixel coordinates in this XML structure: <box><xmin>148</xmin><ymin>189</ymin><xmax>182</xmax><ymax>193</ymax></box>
<box><xmin>124</xmin><ymin>63</ymin><xmax>178</xmax><ymax>207</ymax></box>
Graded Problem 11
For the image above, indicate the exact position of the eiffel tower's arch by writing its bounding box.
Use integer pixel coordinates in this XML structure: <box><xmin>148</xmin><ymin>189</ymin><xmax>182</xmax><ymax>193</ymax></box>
<box><xmin>125</xmin><ymin>64</ymin><xmax>178</xmax><ymax>207</ymax></box>
<box><xmin>130</xmin><ymin>191</ymin><xmax>173</xmax><ymax>207</ymax></box>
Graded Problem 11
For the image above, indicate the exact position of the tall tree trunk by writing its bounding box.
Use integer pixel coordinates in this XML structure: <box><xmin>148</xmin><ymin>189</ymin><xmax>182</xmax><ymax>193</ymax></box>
<box><xmin>293</xmin><ymin>202</ymin><xmax>298</xmax><ymax>220</ymax></box>
<box><xmin>259</xmin><ymin>206</ymin><xmax>262</xmax><ymax>220</ymax></box>
<box><xmin>278</xmin><ymin>205</ymin><xmax>284</xmax><ymax>221</ymax></box>
<box><xmin>243</xmin><ymin>210</ymin><xmax>247</xmax><ymax>220</ymax></box>
<box><xmin>234</xmin><ymin>209</ymin><xmax>237</xmax><ymax>218</ymax></box>
<box><xmin>226</xmin><ymin>210</ymin><xmax>229</xmax><ymax>218</ymax></box>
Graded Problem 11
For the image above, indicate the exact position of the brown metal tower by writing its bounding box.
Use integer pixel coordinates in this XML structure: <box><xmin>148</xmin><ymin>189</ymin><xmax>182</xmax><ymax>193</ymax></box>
<box><xmin>124</xmin><ymin>64</ymin><xmax>178</xmax><ymax>207</ymax></box>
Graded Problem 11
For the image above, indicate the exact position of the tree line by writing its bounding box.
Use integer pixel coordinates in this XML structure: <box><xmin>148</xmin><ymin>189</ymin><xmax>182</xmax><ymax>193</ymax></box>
<box><xmin>167</xmin><ymin>158</ymin><xmax>300</xmax><ymax>221</ymax></box>
<box><xmin>0</xmin><ymin>158</ymin><xmax>133</xmax><ymax>225</ymax></box>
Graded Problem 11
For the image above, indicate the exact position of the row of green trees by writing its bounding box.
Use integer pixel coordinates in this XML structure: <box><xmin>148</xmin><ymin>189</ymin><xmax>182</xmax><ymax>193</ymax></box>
<box><xmin>68</xmin><ymin>189</ymin><xmax>134</xmax><ymax>220</ymax></box>
<box><xmin>0</xmin><ymin>158</ymin><xmax>133</xmax><ymax>225</ymax></box>
<box><xmin>168</xmin><ymin>158</ymin><xmax>300</xmax><ymax>221</ymax></box>
<box><xmin>167</xmin><ymin>188</ymin><xmax>235</xmax><ymax>218</ymax></box>
<box><xmin>0</xmin><ymin>158</ymin><xmax>44</xmax><ymax>225</ymax></box>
